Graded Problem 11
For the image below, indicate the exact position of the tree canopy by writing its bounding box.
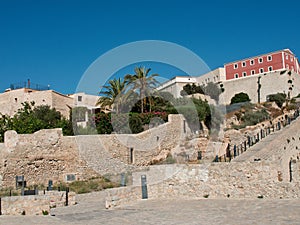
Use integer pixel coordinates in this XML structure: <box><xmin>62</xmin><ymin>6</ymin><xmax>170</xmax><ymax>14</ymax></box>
<box><xmin>230</xmin><ymin>92</ymin><xmax>251</xmax><ymax>105</ymax></box>
<box><xmin>0</xmin><ymin>102</ymin><xmax>73</xmax><ymax>142</ymax></box>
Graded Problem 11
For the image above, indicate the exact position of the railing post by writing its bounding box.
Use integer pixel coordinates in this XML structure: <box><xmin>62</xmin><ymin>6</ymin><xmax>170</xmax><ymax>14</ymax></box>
<box><xmin>215</xmin><ymin>155</ymin><xmax>219</xmax><ymax>162</ymax></box>
<box><xmin>233</xmin><ymin>145</ymin><xmax>237</xmax><ymax>158</ymax></box>
<box><xmin>247</xmin><ymin>136</ymin><xmax>251</xmax><ymax>147</ymax></box>
<box><xmin>65</xmin><ymin>187</ymin><xmax>69</xmax><ymax>206</ymax></box>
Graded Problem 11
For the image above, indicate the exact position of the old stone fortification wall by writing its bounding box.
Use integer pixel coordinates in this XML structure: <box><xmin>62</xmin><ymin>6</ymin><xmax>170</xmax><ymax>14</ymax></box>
<box><xmin>106</xmin><ymin>161</ymin><xmax>300</xmax><ymax>208</ymax></box>
<box><xmin>1</xmin><ymin>190</ymin><xmax>76</xmax><ymax>215</ymax></box>
<box><xmin>106</xmin><ymin>117</ymin><xmax>300</xmax><ymax>207</ymax></box>
<box><xmin>220</xmin><ymin>70</ymin><xmax>300</xmax><ymax>105</ymax></box>
<box><xmin>0</xmin><ymin>129</ymin><xmax>98</xmax><ymax>188</ymax></box>
<box><xmin>0</xmin><ymin>114</ymin><xmax>190</xmax><ymax>188</ymax></box>
<box><xmin>76</xmin><ymin>114</ymin><xmax>191</xmax><ymax>175</ymax></box>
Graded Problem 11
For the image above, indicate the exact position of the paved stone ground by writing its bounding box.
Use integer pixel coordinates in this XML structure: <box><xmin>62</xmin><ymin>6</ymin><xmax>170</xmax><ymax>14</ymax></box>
<box><xmin>1</xmin><ymin>191</ymin><xmax>300</xmax><ymax>225</ymax></box>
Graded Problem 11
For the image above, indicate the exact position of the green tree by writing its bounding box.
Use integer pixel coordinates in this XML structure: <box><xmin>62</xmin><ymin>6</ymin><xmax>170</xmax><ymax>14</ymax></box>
<box><xmin>201</xmin><ymin>82</ymin><xmax>223</xmax><ymax>103</ymax></box>
<box><xmin>97</xmin><ymin>78</ymin><xmax>128</xmax><ymax>114</ymax></box>
<box><xmin>95</xmin><ymin>112</ymin><xmax>113</xmax><ymax>134</ymax></box>
<box><xmin>268</xmin><ymin>93</ymin><xmax>286</xmax><ymax>108</ymax></box>
<box><xmin>230</xmin><ymin>92</ymin><xmax>251</xmax><ymax>105</ymax></box>
<box><xmin>129</xmin><ymin>113</ymin><xmax>144</xmax><ymax>134</ymax></box>
<box><xmin>180</xmin><ymin>83</ymin><xmax>204</xmax><ymax>96</ymax></box>
<box><xmin>0</xmin><ymin>114</ymin><xmax>13</xmax><ymax>142</ymax></box>
<box><xmin>125</xmin><ymin>67</ymin><xmax>160</xmax><ymax>113</ymax></box>
<box><xmin>0</xmin><ymin>102</ymin><xmax>74</xmax><ymax>140</ymax></box>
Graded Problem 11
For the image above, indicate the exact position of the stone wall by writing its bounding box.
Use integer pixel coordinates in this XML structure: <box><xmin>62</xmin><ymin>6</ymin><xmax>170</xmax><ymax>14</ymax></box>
<box><xmin>105</xmin><ymin>162</ymin><xmax>300</xmax><ymax>208</ymax></box>
<box><xmin>221</xmin><ymin>70</ymin><xmax>300</xmax><ymax>105</ymax></box>
<box><xmin>105</xmin><ymin>117</ymin><xmax>300</xmax><ymax>207</ymax></box>
<box><xmin>1</xmin><ymin>195</ymin><xmax>50</xmax><ymax>215</ymax></box>
<box><xmin>0</xmin><ymin>114</ymin><xmax>190</xmax><ymax>188</ymax></box>
<box><xmin>1</xmin><ymin>190</ymin><xmax>76</xmax><ymax>215</ymax></box>
<box><xmin>0</xmin><ymin>129</ymin><xmax>98</xmax><ymax>188</ymax></box>
<box><xmin>76</xmin><ymin>114</ymin><xmax>191</xmax><ymax>175</ymax></box>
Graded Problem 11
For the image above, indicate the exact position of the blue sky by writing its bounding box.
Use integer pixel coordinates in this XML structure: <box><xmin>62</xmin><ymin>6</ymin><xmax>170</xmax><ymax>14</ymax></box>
<box><xmin>1</xmin><ymin>0</ymin><xmax>300</xmax><ymax>94</ymax></box>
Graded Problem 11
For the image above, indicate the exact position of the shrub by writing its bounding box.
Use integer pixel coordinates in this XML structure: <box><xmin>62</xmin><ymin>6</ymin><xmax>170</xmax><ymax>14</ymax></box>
<box><xmin>129</xmin><ymin>113</ymin><xmax>144</xmax><ymax>133</ymax></box>
<box><xmin>230</xmin><ymin>92</ymin><xmax>251</xmax><ymax>105</ymax></box>
<box><xmin>268</xmin><ymin>93</ymin><xmax>286</xmax><ymax>108</ymax></box>
<box><xmin>95</xmin><ymin>112</ymin><xmax>113</xmax><ymax>134</ymax></box>
<box><xmin>180</xmin><ymin>83</ymin><xmax>204</xmax><ymax>96</ymax></box>
<box><xmin>241</xmin><ymin>109</ymin><xmax>269</xmax><ymax>126</ymax></box>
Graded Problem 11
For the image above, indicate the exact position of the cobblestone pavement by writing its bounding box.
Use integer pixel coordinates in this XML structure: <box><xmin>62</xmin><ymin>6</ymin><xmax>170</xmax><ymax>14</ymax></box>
<box><xmin>1</xmin><ymin>192</ymin><xmax>300</xmax><ymax>225</ymax></box>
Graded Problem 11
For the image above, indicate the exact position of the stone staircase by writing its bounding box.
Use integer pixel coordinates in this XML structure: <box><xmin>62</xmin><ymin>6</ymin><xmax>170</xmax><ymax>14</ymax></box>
<box><xmin>75</xmin><ymin>135</ymin><xmax>132</xmax><ymax>175</ymax></box>
<box><xmin>232</xmin><ymin>118</ymin><xmax>300</xmax><ymax>163</ymax></box>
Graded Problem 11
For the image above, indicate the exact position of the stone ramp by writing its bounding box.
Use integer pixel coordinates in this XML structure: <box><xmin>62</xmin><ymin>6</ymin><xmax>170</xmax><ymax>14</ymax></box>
<box><xmin>75</xmin><ymin>135</ymin><xmax>132</xmax><ymax>175</ymax></box>
<box><xmin>232</xmin><ymin>118</ymin><xmax>300</xmax><ymax>162</ymax></box>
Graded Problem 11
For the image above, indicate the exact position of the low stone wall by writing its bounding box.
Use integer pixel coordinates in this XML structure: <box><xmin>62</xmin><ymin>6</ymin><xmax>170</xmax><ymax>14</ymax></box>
<box><xmin>1</xmin><ymin>195</ymin><xmax>49</xmax><ymax>215</ymax></box>
<box><xmin>0</xmin><ymin>114</ymin><xmax>191</xmax><ymax>188</ymax></box>
<box><xmin>105</xmin><ymin>163</ymin><xmax>300</xmax><ymax>208</ymax></box>
<box><xmin>0</xmin><ymin>190</ymin><xmax>76</xmax><ymax>215</ymax></box>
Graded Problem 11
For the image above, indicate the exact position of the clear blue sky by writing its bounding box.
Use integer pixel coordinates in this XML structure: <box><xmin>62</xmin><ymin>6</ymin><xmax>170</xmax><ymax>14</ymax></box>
<box><xmin>1</xmin><ymin>0</ymin><xmax>300</xmax><ymax>94</ymax></box>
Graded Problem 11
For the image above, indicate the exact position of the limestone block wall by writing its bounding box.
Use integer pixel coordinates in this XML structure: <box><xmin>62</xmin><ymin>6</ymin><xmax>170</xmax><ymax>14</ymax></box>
<box><xmin>0</xmin><ymin>129</ymin><xmax>98</xmax><ymax>188</ymax></box>
<box><xmin>1</xmin><ymin>191</ymin><xmax>76</xmax><ymax>215</ymax></box>
<box><xmin>220</xmin><ymin>71</ymin><xmax>300</xmax><ymax>105</ymax></box>
<box><xmin>76</xmin><ymin>114</ymin><xmax>191</xmax><ymax>176</ymax></box>
<box><xmin>106</xmin><ymin>162</ymin><xmax>300</xmax><ymax>208</ymax></box>
<box><xmin>0</xmin><ymin>114</ymin><xmax>190</xmax><ymax>188</ymax></box>
<box><xmin>1</xmin><ymin>195</ymin><xmax>50</xmax><ymax>215</ymax></box>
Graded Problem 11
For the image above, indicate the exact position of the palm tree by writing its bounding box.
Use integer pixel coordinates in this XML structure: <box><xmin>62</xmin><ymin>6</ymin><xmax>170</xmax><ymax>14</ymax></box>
<box><xmin>125</xmin><ymin>67</ymin><xmax>160</xmax><ymax>113</ymax></box>
<box><xmin>96</xmin><ymin>78</ymin><xmax>127</xmax><ymax>114</ymax></box>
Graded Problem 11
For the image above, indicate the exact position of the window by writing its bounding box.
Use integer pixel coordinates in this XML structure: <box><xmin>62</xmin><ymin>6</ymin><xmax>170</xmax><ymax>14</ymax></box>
<box><xmin>250</xmin><ymin>59</ymin><xmax>254</xmax><ymax>65</ymax></box>
<box><xmin>260</xmin><ymin>68</ymin><xmax>264</xmax><ymax>73</ymax></box>
<box><xmin>268</xmin><ymin>66</ymin><xmax>273</xmax><ymax>71</ymax></box>
<box><xmin>66</xmin><ymin>174</ymin><xmax>76</xmax><ymax>182</ymax></box>
<box><xmin>78</xmin><ymin>96</ymin><xmax>82</xmax><ymax>102</ymax></box>
<box><xmin>291</xmin><ymin>56</ymin><xmax>294</xmax><ymax>62</ymax></box>
<box><xmin>286</xmin><ymin>53</ymin><xmax>289</xmax><ymax>60</ymax></box>
<box><xmin>242</xmin><ymin>61</ymin><xmax>246</xmax><ymax>67</ymax></box>
<box><xmin>235</xmin><ymin>73</ymin><xmax>239</xmax><ymax>78</ymax></box>
<box><xmin>267</xmin><ymin>55</ymin><xmax>272</xmax><ymax>61</ymax></box>
<box><xmin>251</xmin><ymin>70</ymin><xmax>255</xmax><ymax>75</ymax></box>
<box><xmin>286</xmin><ymin>64</ymin><xmax>289</xmax><ymax>69</ymax></box>
<box><xmin>243</xmin><ymin>72</ymin><xmax>247</xmax><ymax>77</ymax></box>
<box><xmin>234</xmin><ymin>63</ymin><xmax>238</xmax><ymax>69</ymax></box>
<box><xmin>259</xmin><ymin>58</ymin><xmax>263</xmax><ymax>63</ymax></box>
<box><xmin>292</xmin><ymin>66</ymin><xmax>294</xmax><ymax>71</ymax></box>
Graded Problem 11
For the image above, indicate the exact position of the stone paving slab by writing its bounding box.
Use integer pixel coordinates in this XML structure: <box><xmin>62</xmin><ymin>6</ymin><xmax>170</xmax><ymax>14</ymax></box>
<box><xmin>1</xmin><ymin>194</ymin><xmax>300</xmax><ymax>225</ymax></box>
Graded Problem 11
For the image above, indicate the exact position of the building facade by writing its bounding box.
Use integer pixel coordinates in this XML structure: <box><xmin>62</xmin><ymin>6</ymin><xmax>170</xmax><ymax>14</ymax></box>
<box><xmin>0</xmin><ymin>88</ymin><xmax>74</xmax><ymax>118</ymax></box>
<box><xmin>225</xmin><ymin>49</ymin><xmax>300</xmax><ymax>80</ymax></box>
<box><xmin>157</xmin><ymin>68</ymin><xmax>225</xmax><ymax>98</ymax></box>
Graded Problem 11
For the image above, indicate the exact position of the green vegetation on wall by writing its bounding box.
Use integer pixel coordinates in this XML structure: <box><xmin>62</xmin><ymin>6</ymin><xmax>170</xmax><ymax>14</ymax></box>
<box><xmin>230</xmin><ymin>92</ymin><xmax>251</xmax><ymax>105</ymax></box>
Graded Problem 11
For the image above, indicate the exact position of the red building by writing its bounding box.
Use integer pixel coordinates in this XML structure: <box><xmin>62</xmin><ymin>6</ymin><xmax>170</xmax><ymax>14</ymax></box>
<box><xmin>225</xmin><ymin>49</ymin><xmax>300</xmax><ymax>80</ymax></box>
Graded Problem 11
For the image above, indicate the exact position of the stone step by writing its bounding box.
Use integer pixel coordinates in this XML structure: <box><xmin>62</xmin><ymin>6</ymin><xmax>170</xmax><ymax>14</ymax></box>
<box><xmin>232</xmin><ymin>118</ymin><xmax>300</xmax><ymax>162</ymax></box>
